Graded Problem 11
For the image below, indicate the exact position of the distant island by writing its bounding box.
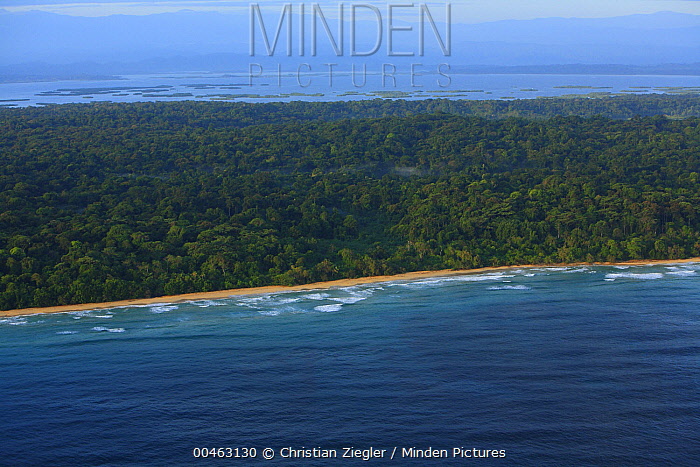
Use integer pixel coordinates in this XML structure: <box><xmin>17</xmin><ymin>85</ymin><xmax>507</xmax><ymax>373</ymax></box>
<box><xmin>1</xmin><ymin>96</ymin><xmax>699</xmax><ymax>310</ymax></box>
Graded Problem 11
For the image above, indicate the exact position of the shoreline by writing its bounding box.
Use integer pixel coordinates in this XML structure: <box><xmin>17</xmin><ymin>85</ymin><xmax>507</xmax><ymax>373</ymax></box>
<box><xmin>2</xmin><ymin>258</ymin><xmax>698</xmax><ymax>318</ymax></box>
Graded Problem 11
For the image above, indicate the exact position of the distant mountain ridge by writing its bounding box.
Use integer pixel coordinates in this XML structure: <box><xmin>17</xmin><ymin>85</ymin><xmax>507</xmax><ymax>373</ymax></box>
<box><xmin>2</xmin><ymin>10</ymin><xmax>699</xmax><ymax>76</ymax></box>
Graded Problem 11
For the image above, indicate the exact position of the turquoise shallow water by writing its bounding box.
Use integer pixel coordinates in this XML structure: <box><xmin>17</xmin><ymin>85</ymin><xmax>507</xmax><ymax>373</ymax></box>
<box><xmin>1</xmin><ymin>264</ymin><xmax>699</xmax><ymax>466</ymax></box>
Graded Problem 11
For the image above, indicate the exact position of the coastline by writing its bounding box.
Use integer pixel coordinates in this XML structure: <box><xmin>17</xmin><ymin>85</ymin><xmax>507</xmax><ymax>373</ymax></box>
<box><xmin>2</xmin><ymin>257</ymin><xmax>699</xmax><ymax>318</ymax></box>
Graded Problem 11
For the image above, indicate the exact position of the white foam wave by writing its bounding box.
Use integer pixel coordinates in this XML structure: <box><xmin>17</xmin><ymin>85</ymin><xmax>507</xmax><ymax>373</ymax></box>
<box><xmin>236</xmin><ymin>287</ymin><xmax>376</xmax><ymax>315</ymax></box>
<box><xmin>70</xmin><ymin>310</ymin><xmax>91</xmax><ymax>317</ymax></box>
<box><xmin>398</xmin><ymin>273</ymin><xmax>515</xmax><ymax>289</ymax></box>
<box><xmin>192</xmin><ymin>300</ymin><xmax>228</xmax><ymax>308</ymax></box>
<box><xmin>70</xmin><ymin>309</ymin><xmax>117</xmax><ymax>318</ymax></box>
<box><xmin>56</xmin><ymin>330</ymin><xmax>79</xmax><ymax>335</ymax></box>
<box><xmin>487</xmin><ymin>285</ymin><xmax>532</xmax><ymax>291</ymax></box>
<box><xmin>563</xmin><ymin>268</ymin><xmax>589</xmax><ymax>274</ymax></box>
<box><xmin>330</xmin><ymin>288</ymin><xmax>374</xmax><ymax>304</ymax></box>
<box><xmin>604</xmin><ymin>272</ymin><xmax>664</xmax><ymax>281</ymax></box>
<box><xmin>331</xmin><ymin>296</ymin><xmax>367</xmax><ymax>304</ymax></box>
<box><xmin>235</xmin><ymin>296</ymin><xmax>265</xmax><ymax>306</ymax></box>
<box><xmin>613</xmin><ymin>265</ymin><xmax>630</xmax><ymax>269</ymax></box>
<box><xmin>0</xmin><ymin>317</ymin><xmax>28</xmax><ymax>326</ymax></box>
<box><xmin>667</xmin><ymin>270</ymin><xmax>697</xmax><ymax>277</ymax></box>
<box><xmin>92</xmin><ymin>327</ymin><xmax>125</xmax><ymax>333</ymax></box>
<box><xmin>315</xmin><ymin>304</ymin><xmax>343</xmax><ymax>312</ymax></box>
<box><xmin>302</xmin><ymin>293</ymin><xmax>330</xmax><ymax>300</ymax></box>
<box><xmin>454</xmin><ymin>273</ymin><xmax>516</xmax><ymax>282</ymax></box>
<box><xmin>236</xmin><ymin>295</ymin><xmax>302</xmax><ymax>313</ymax></box>
<box><xmin>665</xmin><ymin>263</ymin><xmax>699</xmax><ymax>269</ymax></box>
<box><xmin>277</xmin><ymin>297</ymin><xmax>301</xmax><ymax>304</ymax></box>
<box><xmin>257</xmin><ymin>310</ymin><xmax>282</xmax><ymax>316</ymax></box>
<box><xmin>118</xmin><ymin>302</ymin><xmax>169</xmax><ymax>309</ymax></box>
<box><xmin>398</xmin><ymin>279</ymin><xmax>445</xmax><ymax>287</ymax></box>
<box><xmin>149</xmin><ymin>305</ymin><xmax>178</xmax><ymax>314</ymax></box>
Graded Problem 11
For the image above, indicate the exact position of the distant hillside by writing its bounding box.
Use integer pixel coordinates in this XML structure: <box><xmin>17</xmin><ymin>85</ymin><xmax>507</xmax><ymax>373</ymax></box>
<box><xmin>450</xmin><ymin>64</ymin><xmax>700</xmax><ymax>75</ymax></box>
<box><xmin>2</xmin><ymin>10</ymin><xmax>699</xmax><ymax>76</ymax></box>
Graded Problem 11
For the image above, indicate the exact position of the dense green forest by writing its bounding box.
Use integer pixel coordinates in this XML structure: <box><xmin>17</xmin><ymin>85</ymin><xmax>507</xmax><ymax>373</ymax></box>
<box><xmin>1</xmin><ymin>96</ymin><xmax>700</xmax><ymax>310</ymax></box>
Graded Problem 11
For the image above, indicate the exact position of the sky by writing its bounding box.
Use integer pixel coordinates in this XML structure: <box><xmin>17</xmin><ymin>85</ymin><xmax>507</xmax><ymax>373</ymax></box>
<box><xmin>2</xmin><ymin>0</ymin><xmax>700</xmax><ymax>22</ymax></box>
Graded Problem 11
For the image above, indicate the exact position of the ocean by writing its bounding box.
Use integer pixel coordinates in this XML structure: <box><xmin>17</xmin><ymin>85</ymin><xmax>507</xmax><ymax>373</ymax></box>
<box><xmin>1</xmin><ymin>264</ymin><xmax>699</xmax><ymax>466</ymax></box>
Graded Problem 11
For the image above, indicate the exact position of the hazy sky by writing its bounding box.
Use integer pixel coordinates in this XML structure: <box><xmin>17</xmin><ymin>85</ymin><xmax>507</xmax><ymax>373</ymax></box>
<box><xmin>3</xmin><ymin>0</ymin><xmax>700</xmax><ymax>22</ymax></box>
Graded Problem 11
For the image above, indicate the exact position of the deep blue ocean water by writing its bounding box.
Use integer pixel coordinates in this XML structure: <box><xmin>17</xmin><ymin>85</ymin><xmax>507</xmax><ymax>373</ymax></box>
<box><xmin>1</xmin><ymin>264</ymin><xmax>699</xmax><ymax>466</ymax></box>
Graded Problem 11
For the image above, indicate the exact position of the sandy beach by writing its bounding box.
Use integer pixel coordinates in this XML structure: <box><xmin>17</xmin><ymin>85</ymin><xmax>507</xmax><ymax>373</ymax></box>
<box><xmin>1</xmin><ymin>258</ymin><xmax>698</xmax><ymax>318</ymax></box>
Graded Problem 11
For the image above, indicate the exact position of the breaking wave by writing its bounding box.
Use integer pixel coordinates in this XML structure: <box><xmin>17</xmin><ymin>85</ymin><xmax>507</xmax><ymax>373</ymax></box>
<box><xmin>314</xmin><ymin>304</ymin><xmax>344</xmax><ymax>313</ymax></box>
<box><xmin>604</xmin><ymin>272</ymin><xmax>664</xmax><ymax>281</ymax></box>
<box><xmin>91</xmin><ymin>327</ymin><xmax>125</xmax><ymax>333</ymax></box>
<box><xmin>487</xmin><ymin>285</ymin><xmax>532</xmax><ymax>291</ymax></box>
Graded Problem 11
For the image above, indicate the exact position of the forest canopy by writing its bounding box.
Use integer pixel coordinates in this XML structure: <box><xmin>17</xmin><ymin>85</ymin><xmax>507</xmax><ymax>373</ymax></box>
<box><xmin>1</xmin><ymin>96</ymin><xmax>699</xmax><ymax>310</ymax></box>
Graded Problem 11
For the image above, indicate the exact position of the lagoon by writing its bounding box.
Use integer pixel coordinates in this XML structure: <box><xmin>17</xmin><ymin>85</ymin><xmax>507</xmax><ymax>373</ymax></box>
<box><xmin>1</xmin><ymin>72</ymin><xmax>699</xmax><ymax>107</ymax></box>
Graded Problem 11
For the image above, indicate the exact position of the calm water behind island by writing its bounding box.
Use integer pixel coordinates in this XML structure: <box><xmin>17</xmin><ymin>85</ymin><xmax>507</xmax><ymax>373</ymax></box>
<box><xmin>1</xmin><ymin>264</ymin><xmax>699</xmax><ymax>466</ymax></box>
<box><xmin>1</xmin><ymin>73</ymin><xmax>699</xmax><ymax>107</ymax></box>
